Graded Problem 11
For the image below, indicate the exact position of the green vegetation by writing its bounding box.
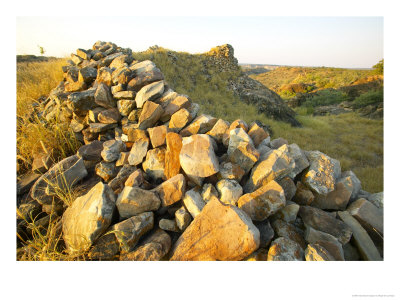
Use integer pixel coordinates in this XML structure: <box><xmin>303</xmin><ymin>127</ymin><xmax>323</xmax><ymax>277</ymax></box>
<box><xmin>352</xmin><ymin>89</ymin><xmax>383</xmax><ymax>108</ymax></box>
<box><xmin>372</xmin><ymin>59</ymin><xmax>384</xmax><ymax>75</ymax></box>
<box><xmin>302</xmin><ymin>90</ymin><xmax>349</xmax><ymax>107</ymax></box>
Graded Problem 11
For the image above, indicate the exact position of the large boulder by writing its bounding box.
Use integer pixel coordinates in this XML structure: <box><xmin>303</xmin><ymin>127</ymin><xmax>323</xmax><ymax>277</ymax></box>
<box><xmin>170</xmin><ymin>198</ymin><xmax>260</xmax><ymax>261</ymax></box>
<box><xmin>62</xmin><ymin>182</ymin><xmax>116</xmax><ymax>253</ymax></box>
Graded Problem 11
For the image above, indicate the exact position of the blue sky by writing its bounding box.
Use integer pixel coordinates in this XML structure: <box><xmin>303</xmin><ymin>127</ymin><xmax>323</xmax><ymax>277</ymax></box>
<box><xmin>16</xmin><ymin>16</ymin><xmax>383</xmax><ymax>68</ymax></box>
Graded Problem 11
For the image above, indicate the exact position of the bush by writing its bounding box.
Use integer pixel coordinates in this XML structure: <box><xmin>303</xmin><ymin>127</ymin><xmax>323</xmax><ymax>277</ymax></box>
<box><xmin>303</xmin><ymin>90</ymin><xmax>349</xmax><ymax>107</ymax></box>
<box><xmin>372</xmin><ymin>59</ymin><xmax>384</xmax><ymax>75</ymax></box>
<box><xmin>352</xmin><ymin>89</ymin><xmax>383</xmax><ymax>108</ymax></box>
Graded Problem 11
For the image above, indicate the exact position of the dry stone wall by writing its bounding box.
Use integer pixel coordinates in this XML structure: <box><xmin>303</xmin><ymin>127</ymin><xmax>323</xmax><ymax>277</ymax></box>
<box><xmin>17</xmin><ymin>41</ymin><xmax>384</xmax><ymax>261</ymax></box>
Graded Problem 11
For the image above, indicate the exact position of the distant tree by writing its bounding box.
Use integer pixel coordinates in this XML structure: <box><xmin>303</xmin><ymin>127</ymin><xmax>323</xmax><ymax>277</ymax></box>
<box><xmin>372</xmin><ymin>59</ymin><xmax>383</xmax><ymax>75</ymax></box>
<box><xmin>37</xmin><ymin>45</ymin><xmax>46</xmax><ymax>56</ymax></box>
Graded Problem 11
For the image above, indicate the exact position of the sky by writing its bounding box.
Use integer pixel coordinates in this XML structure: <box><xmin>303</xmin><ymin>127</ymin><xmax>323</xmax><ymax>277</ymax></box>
<box><xmin>16</xmin><ymin>16</ymin><xmax>383</xmax><ymax>68</ymax></box>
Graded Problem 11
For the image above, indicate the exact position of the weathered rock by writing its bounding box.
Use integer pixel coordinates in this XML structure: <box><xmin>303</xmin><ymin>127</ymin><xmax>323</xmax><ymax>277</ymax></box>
<box><xmin>247</xmin><ymin>122</ymin><xmax>269</xmax><ymax>147</ymax></box>
<box><xmin>88</xmin><ymin>231</ymin><xmax>120</xmax><ymax>260</ymax></box>
<box><xmin>89</xmin><ymin>122</ymin><xmax>117</xmax><ymax>133</ymax></box>
<box><xmin>277</xmin><ymin>176</ymin><xmax>296</xmax><ymax>202</ymax></box>
<box><xmin>125</xmin><ymin>169</ymin><xmax>144</xmax><ymax>187</ymax></box>
<box><xmin>117</xmin><ymin>100</ymin><xmax>135</xmax><ymax>117</ymax></box>
<box><xmin>62</xmin><ymin>182</ymin><xmax>116</xmax><ymax>252</ymax></box>
<box><xmin>311</xmin><ymin>180</ymin><xmax>352</xmax><ymax>210</ymax></box>
<box><xmin>159</xmin><ymin>219</ymin><xmax>180</xmax><ymax>232</ymax></box>
<box><xmin>78</xmin><ymin>66</ymin><xmax>97</xmax><ymax>84</ymax></box>
<box><xmin>153</xmin><ymin>174</ymin><xmax>186</xmax><ymax>207</ymax></box>
<box><xmin>305</xmin><ymin>244</ymin><xmax>336</xmax><ymax>261</ymax></box>
<box><xmin>298</xmin><ymin>206</ymin><xmax>352</xmax><ymax>245</ymax></box>
<box><xmin>227</xmin><ymin>128</ymin><xmax>254</xmax><ymax>152</ymax></box>
<box><xmin>130</xmin><ymin>60</ymin><xmax>156</xmax><ymax>75</ymax></box>
<box><xmin>302</xmin><ymin>151</ymin><xmax>341</xmax><ymax>196</ymax></box>
<box><xmin>170</xmin><ymin>198</ymin><xmax>260</xmax><ymax>261</ymax></box>
<box><xmin>113</xmin><ymin>90</ymin><xmax>135</xmax><ymax>100</ymax></box>
<box><xmin>244</xmin><ymin>144</ymin><xmax>294</xmax><ymax>193</ymax></box>
<box><xmin>17</xmin><ymin>172</ymin><xmax>41</xmax><ymax>195</ymax></box>
<box><xmin>337</xmin><ymin>211</ymin><xmax>382</xmax><ymax>260</ymax></box>
<box><xmin>238</xmin><ymin>180</ymin><xmax>286</xmax><ymax>221</ymax></box>
<box><xmin>254</xmin><ymin>220</ymin><xmax>274</xmax><ymax>248</ymax></box>
<box><xmin>293</xmin><ymin>181</ymin><xmax>315</xmax><ymax>205</ymax></box>
<box><xmin>273</xmin><ymin>202</ymin><xmax>300</xmax><ymax>224</ymax></box>
<box><xmin>96</xmin><ymin>67</ymin><xmax>113</xmax><ymax>86</ymax></box>
<box><xmin>270</xmin><ymin>137</ymin><xmax>288</xmax><ymax>149</ymax></box>
<box><xmin>142</xmin><ymin>148</ymin><xmax>166</xmax><ymax>181</ymax></box>
<box><xmin>257</xmin><ymin>138</ymin><xmax>272</xmax><ymax>157</ymax></box>
<box><xmin>201</xmin><ymin>183</ymin><xmax>219</xmax><ymax>203</ymax></box>
<box><xmin>147</xmin><ymin>125</ymin><xmax>167</xmax><ymax>148</ymax></box>
<box><xmin>160</xmin><ymin>95</ymin><xmax>191</xmax><ymax>122</ymax></box>
<box><xmin>179</xmin><ymin>134</ymin><xmax>219</xmax><ymax>178</ymax></box>
<box><xmin>164</xmin><ymin>132</ymin><xmax>182</xmax><ymax>179</ymax></box>
<box><xmin>120</xmin><ymin>228</ymin><xmax>171</xmax><ymax>261</ymax></box>
<box><xmin>271</xmin><ymin>219</ymin><xmax>306</xmax><ymax>249</ymax></box>
<box><xmin>76</xmin><ymin>48</ymin><xmax>91</xmax><ymax>60</ymax></box>
<box><xmin>183</xmin><ymin>189</ymin><xmax>206</xmax><ymax>219</ymax></box>
<box><xmin>110</xmin><ymin>54</ymin><xmax>133</xmax><ymax>69</ymax></box>
<box><xmin>138</xmin><ymin>101</ymin><xmax>164</xmax><ymax>130</ymax></box>
<box><xmin>168</xmin><ymin>108</ymin><xmax>192</xmax><ymax>132</ymax></box>
<box><xmin>116</xmin><ymin>187</ymin><xmax>160</xmax><ymax>219</ymax></box>
<box><xmin>17</xmin><ymin>201</ymin><xmax>42</xmax><ymax>221</ymax></box>
<box><xmin>115</xmin><ymin>152</ymin><xmax>130</xmax><ymax>166</ymax></box>
<box><xmin>88</xmin><ymin>107</ymin><xmax>105</xmax><ymax>123</ymax></box>
<box><xmin>216</xmin><ymin>179</ymin><xmax>243</xmax><ymax>205</ymax></box>
<box><xmin>32</xmin><ymin>152</ymin><xmax>53</xmax><ymax>173</ymax></box>
<box><xmin>128</xmin><ymin>139</ymin><xmax>149</xmax><ymax>166</ymax></box>
<box><xmin>98</xmin><ymin>108</ymin><xmax>121</xmax><ymax>124</ymax></box>
<box><xmin>206</xmin><ymin>119</ymin><xmax>230</xmax><ymax>143</ymax></box>
<box><xmin>222</xmin><ymin>119</ymin><xmax>248</xmax><ymax>146</ymax></box>
<box><xmin>124</xmin><ymin>126</ymin><xmax>148</xmax><ymax>142</ymax></box>
<box><xmin>367</xmin><ymin>192</ymin><xmax>384</xmax><ymax>209</ymax></box>
<box><xmin>175</xmin><ymin>206</ymin><xmax>192</xmax><ymax>231</ymax></box>
<box><xmin>340</xmin><ymin>170</ymin><xmax>362</xmax><ymax>201</ymax></box>
<box><xmin>287</xmin><ymin>143</ymin><xmax>309</xmax><ymax>179</ymax></box>
<box><xmin>267</xmin><ymin>237</ymin><xmax>304</xmax><ymax>261</ymax></box>
<box><xmin>31</xmin><ymin>155</ymin><xmax>88</xmax><ymax>205</ymax></box>
<box><xmin>127</xmin><ymin>68</ymin><xmax>164</xmax><ymax>92</ymax></box>
<box><xmin>101</xmin><ymin>139</ymin><xmax>126</xmax><ymax>162</ymax></box>
<box><xmin>108</xmin><ymin>165</ymin><xmax>136</xmax><ymax>193</ymax></box>
<box><xmin>243</xmin><ymin>248</ymin><xmax>269</xmax><ymax>261</ymax></box>
<box><xmin>111</xmin><ymin>84</ymin><xmax>124</xmax><ymax>95</ymax></box>
<box><xmin>218</xmin><ymin>161</ymin><xmax>245</xmax><ymax>182</ymax></box>
<box><xmin>94</xmin><ymin>83</ymin><xmax>115</xmax><ymax>108</ymax></box>
<box><xmin>135</xmin><ymin>80</ymin><xmax>164</xmax><ymax>108</ymax></box>
<box><xmin>343</xmin><ymin>242</ymin><xmax>361</xmax><ymax>261</ymax></box>
<box><xmin>180</xmin><ymin>114</ymin><xmax>218</xmax><ymax>137</ymax></box>
<box><xmin>67</xmin><ymin>88</ymin><xmax>97</xmax><ymax>115</ymax></box>
<box><xmin>95</xmin><ymin>161</ymin><xmax>119</xmax><ymax>182</ymax></box>
<box><xmin>69</xmin><ymin>118</ymin><xmax>85</xmax><ymax>132</ymax></box>
<box><xmin>228</xmin><ymin>141</ymin><xmax>259</xmax><ymax>174</ymax></box>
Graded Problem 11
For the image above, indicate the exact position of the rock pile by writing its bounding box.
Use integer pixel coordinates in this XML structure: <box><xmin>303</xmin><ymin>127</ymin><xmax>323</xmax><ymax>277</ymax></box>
<box><xmin>17</xmin><ymin>41</ymin><xmax>384</xmax><ymax>261</ymax></box>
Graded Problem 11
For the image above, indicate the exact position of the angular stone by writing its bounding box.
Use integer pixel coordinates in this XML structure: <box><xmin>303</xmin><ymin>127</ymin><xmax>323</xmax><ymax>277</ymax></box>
<box><xmin>152</xmin><ymin>174</ymin><xmax>186</xmax><ymax>207</ymax></box>
<box><xmin>110</xmin><ymin>54</ymin><xmax>133</xmax><ymax>69</ymax></box>
<box><xmin>287</xmin><ymin>144</ymin><xmax>309</xmax><ymax>179</ymax></box>
<box><xmin>62</xmin><ymin>182</ymin><xmax>116</xmax><ymax>252</ymax></box>
<box><xmin>89</xmin><ymin>123</ymin><xmax>117</xmax><ymax>133</ymax></box>
<box><xmin>159</xmin><ymin>219</ymin><xmax>180</xmax><ymax>232</ymax></box>
<box><xmin>243</xmin><ymin>248</ymin><xmax>269</xmax><ymax>261</ymax></box>
<box><xmin>142</xmin><ymin>148</ymin><xmax>166</xmax><ymax>181</ymax></box>
<box><xmin>340</xmin><ymin>170</ymin><xmax>362</xmax><ymax>201</ymax></box>
<box><xmin>95</xmin><ymin>161</ymin><xmax>119</xmax><ymax>182</ymax></box>
<box><xmin>254</xmin><ymin>220</ymin><xmax>274</xmax><ymax>249</ymax></box>
<box><xmin>147</xmin><ymin>125</ymin><xmax>167</xmax><ymax>148</ymax></box>
<box><xmin>31</xmin><ymin>155</ymin><xmax>88</xmax><ymax>205</ymax></box>
<box><xmin>82</xmin><ymin>127</ymin><xmax>99</xmax><ymax>143</ymax></box>
<box><xmin>96</xmin><ymin>67</ymin><xmax>113</xmax><ymax>86</ymax></box>
<box><xmin>277</xmin><ymin>176</ymin><xmax>297</xmax><ymax>202</ymax></box>
<box><xmin>247</xmin><ymin>122</ymin><xmax>269</xmax><ymax>147</ymax></box>
<box><xmin>128</xmin><ymin>139</ymin><xmax>149</xmax><ymax>166</ymax></box>
<box><xmin>368</xmin><ymin>192</ymin><xmax>383</xmax><ymax>209</ymax></box>
<box><xmin>343</xmin><ymin>243</ymin><xmax>361</xmax><ymax>261</ymax></box>
<box><xmin>117</xmin><ymin>100</ymin><xmax>135</xmax><ymax>117</ymax></box>
<box><xmin>270</xmin><ymin>137</ymin><xmax>288</xmax><ymax>149</ymax></box>
<box><xmin>312</xmin><ymin>180</ymin><xmax>352</xmax><ymax>210</ymax></box>
<box><xmin>267</xmin><ymin>237</ymin><xmax>304</xmax><ymax>261</ymax></box>
<box><xmin>115</xmin><ymin>152</ymin><xmax>130</xmax><ymax>166</ymax></box>
<box><xmin>175</xmin><ymin>206</ymin><xmax>192</xmax><ymax>231</ymax></box>
<box><xmin>257</xmin><ymin>138</ymin><xmax>272</xmax><ymax>158</ymax></box>
<box><xmin>111</xmin><ymin>84</ymin><xmax>124</xmax><ymax>95</ymax></box>
<box><xmin>70</xmin><ymin>118</ymin><xmax>85</xmax><ymax>132</ymax></box>
<box><xmin>170</xmin><ymin>198</ymin><xmax>260</xmax><ymax>261</ymax></box>
<box><xmin>298</xmin><ymin>206</ymin><xmax>352</xmax><ymax>245</ymax></box>
<box><xmin>227</xmin><ymin>128</ymin><xmax>254</xmax><ymax>152</ymax></box>
<box><xmin>17</xmin><ymin>172</ymin><xmax>41</xmax><ymax>195</ymax></box>
<box><xmin>116</xmin><ymin>187</ymin><xmax>160</xmax><ymax>219</ymax></box>
<box><xmin>201</xmin><ymin>183</ymin><xmax>219</xmax><ymax>203</ymax></box>
<box><xmin>123</xmin><ymin>126</ymin><xmax>148</xmax><ymax>142</ymax></box>
<box><xmin>338</xmin><ymin>211</ymin><xmax>382</xmax><ymax>260</ymax></box>
<box><xmin>302</xmin><ymin>151</ymin><xmax>341</xmax><ymax>196</ymax></box>
<box><xmin>101</xmin><ymin>139</ymin><xmax>126</xmax><ymax>162</ymax></box>
<box><xmin>138</xmin><ymin>101</ymin><xmax>164</xmax><ymax>130</ymax></box>
<box><xmin>71</xmin><ymin>54</ymin><xmax>83</xmax><ymax>65</ymax></box>
<box><xmin>108</xmin><ymin>165</ymin><xmax>136</xmax><ymax>193</ymax></box>
<box><xmin>98</xmin><ymin>108</ymin><xmax>121</xmax><ymax>124</ymax></box>
<box><xmin>135</xmin><ymin>80</ymin><xmax>164</xmax><ymax>108</ymax></box>
<box><xmin>113</xmin><ymin>90</ymin><xmax>135</xmax><ymax>100</ymax></box>
<box><xmin>222</xmin><ymin>119</ymin><xmax>248</xmax><ymax>147</ymax></box>
<box><xmin>163</xmin><ymin>132</ymin><xmax>183</xmax><ymax>179</ymax></box>
<box><xmin>120</xmin><ymin>228</ymin><xmax>171</xmax><ymax>261</ymax></box>
<box><xmin>160</xmin><ymin>95</ymin><xmax>191</xmax><ymax>122</ymax></box>
<box><xmin>244</xmin><ymin>144</ymin><xmax>294</xmax><ymax>193</ymax></box>
<box><xmin>206</xmin><ymin>119</ymin><xmax>230</xmax><ymax>142</ymax></box>
<box><xmin>125</xmin><ymin>169</ymin><xmax>144</xmax><ymax>187</ymax></box>
<box><xmin>179</xmin><ymin>134</ymin><xmax>219</xmax><ymax>178</ymax></box>
<box><xmin>157</xmin><ymin>89</ymin><xmax>178</xmax><ymax>109</ymax></box>
<box><xmin>168</xmin><ymin>108</ymin><xmax>192</xmax><ymax>132</ymax></box>
<box><xmin>67</xmin><ymin>88</ymin><xmax>97</xmax><ymax>115</ymax></box>
<box><xmin>130</xmin><ymin>60</ymin><xmax>157</xmax><ymax>75</ymax></box>
<box><xmin>88</xmin><ymin>107</ymin><xmax>105</xmax><ymax>123</ymax></box>
<box><xmin>88</xmin><ymin>231</ymin><xmax>120</xmax><ymax>261</ymax></box>
<box><xmin>76</xmin><ymin>48</ymin><xmax>91</xmax><ymax>60</ymax></box>
<box><xmin>94</xmin><ymin>83</ymin><xmax>115</xmax><ymax>108</ymax></box>
<box><xmin>273</xmin><ymin>202</ymin><xmax>300</xmax><ymax>224</ymax></box>
<box><xmin>238</xmin><ymin>180</ymin><xmax>286</xmax><ymax>221</ymax></box>
<box><xmin>305</xmin><ymin>244</ymin><xmax>335</xmax><ymax>261</ymax></box>
<box><xmin>216</xmin><ymin>179</ymin><xmax>243</xmax><ymax>205</ymax></box>
<box><xmin>127</xmin><ymin>68</ymin><xmax>164</xmax><ymax>92</ymax></box>
<box><xmin>218</xmin><ymin>161</ymin><xmax>245</xmax><ymax>182</ymax></box>
<box><xmin>127</xmin><ymin>109</ymin><xmax>141</xmax><ymax>123</ymax></box>
<box><xmin>182</xmin><ymin>189</ymin><xmax>206</xmax><ymax>218</ymax></box>
<box><xmin>293</xmin><ymin>181</ymin><xmax>315</xmax><ymax>205</ymax></box>
<box><xmin>271</xmin><ymin>219</ymin><xmax>306</xmax><ymax>249</ymax></box>
<box><xmin>78</xmin><ymin>66</ymin><xmax>97</xmax><ymax>84</ymax></box>
<box><xmin>228</xmin><ymin>141</ymin><xmax>259</xmax><ymax>174</ymax></box>
<box><xmin>180</xmin><ymin>114</ymin><xmax>218</xmax><ymax>137</ymax></box>
<box><xmin>305</xmin><ymin>231</ymin><xmax>345</xmax><ymax>261</ymax></box>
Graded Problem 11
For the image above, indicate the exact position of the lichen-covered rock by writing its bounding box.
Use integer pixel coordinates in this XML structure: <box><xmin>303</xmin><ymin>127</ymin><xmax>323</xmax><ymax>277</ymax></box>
<box><xmin>62</xmin><ymin>182</ymin><xmax>116</xmax><ymax>253</ymax></box>
<box><xmin>117</xmin><ymin>100</ymin><xmax>135</xmax><ymax>117</ymax></box>
<box><xmin>238</xmin><ymin>180</ymin><xmax>286</xmax><ymax>221</ymax></box>
<box><xmin>116</xmin><ymin>187</ymin><xmax>160</xmax><ymax>219</ymax></box>
<box><xmin>305</xmin><ymin>244</ymin><xmax>335</xmax><ymax>261</ymax></box>
<box><xmin>170</xmin><ymin>198</ymin><xmax>260</xmax><ymax>261</ymax></box>
<box><xmin>67</xmin><ymin>88</ymin><xmax>97</xmax><ymax>115</ymax></box>
<box><xmin>267</xmin><ymin>237</ymin><xmax>304</xmax><ymax>261</ymax></box>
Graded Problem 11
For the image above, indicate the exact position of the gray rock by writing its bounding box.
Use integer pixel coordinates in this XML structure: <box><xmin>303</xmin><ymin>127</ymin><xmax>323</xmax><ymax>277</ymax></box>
<box><xmin>116</xmin><ymin>187</ymin><xmax>161</xmax><ymax>219</ymax></box>
<box><xmin>17</xmin><ymin>172</ymin><xmax>41</xmax><ymax>195</ymax></box>
<box><xmin>108</xmin><ymin>165</ymin><xmax>137</xmax><ymax>193</ymax></box>
<box><xmin>128</xmin><ymin>139</ymin><xmax>149</xmax><ymax>166</ymax></box>
<box><xmin>216</xmin><ymin>179</ymin><xmax>243</xmax><ymax>205</ymax></box>
<box><xmin>287</xmin><ymin>143</ymin><xmax>309</xmax><ymax>179</ymax></box>
<box><xmin>78</xmin><ymin>66</ymin><xmax>97</xmax><ymax>84</ymax></box>
<box><xmin>267</xmin><ymin>237</ymin><xmax>304</xmax><ymax>261</ymax></box>
<box><xmin>89</xmin><ymin>123</ymin><xmax>117</xmax><ymax>133</ymax></box>
<box><xmin>175</xmin><ymin>206</ymin><xmax>192</xmax><ymax>231</ymax></box>
<box><xmin>270</xmin><ymin>137</ymin><xmax>288</xmax><ymax>149</ymax></box>
<box><xmin>305</xmin><ymin>244</ymin><xmax>335</xmax><ymax>261</ymax></box>
<box><xmin>254</xmin><ymin>220</ymin><xmax>274</xmax><ymax>248</ymax></box>
<box><xmin>94</xmin><ymin>83</ymin><xmax>115</xmax><ymax>108</ymax></box>
<box><xmin>101</xmin><ymin>140</ymin><xmax>126</xmax><ymax>162</ymax></box>
<box><xmin>273</xmin><ymin>202</ymin><xmax>300</xmax><ymax>224</ymax></box>
<box><xmin>183</xmin><ymin>189</ymin><xmax>206</xmax><ymax>218</ymax></box>
<box><xmin>67</xmin><ymin>88</ymin><xmax>97</xmax><ymax>115</ymax></box>
<box><xmin>135</xmin><ymin>80</ymin><xmax>164</xmax><ymax>108</ymax></box>
<box><xmin>311</xmin><ymin>180</ymin><xmax>352</xmax><ymax>210</ymax></box>
<box><xmin>343</xmin><ymin>242</ymin><xmax>361</xmax><ymax>261</ymax></box>
<box><xmin>62</xmin><ymin>182</ymin><xmax>116</xmax><ymax>253</ymax></box>
<box><xmin>218</xmin><ymin>161</ymin><xmax>245</xmax><ymax>182</ymax></box>
<box><xmin>159</xmin><ymin>219</ymin><xmax>180</xmax><ymax>232</ymax></box>
<box><xmin>367</xmin><ymin>192</ymin><xmax>384</xmax><ymax>209</ymax></box>
<box><xmin>340</xmin><ymin>170</ymin><xmax>362</xmax><ymax>201</ymax></box>
<box><xmin>95</xmin><ymin>161</ymin><xmax>119</xmax><ymax>182</ymax></box>
<box><xmin>277</xmin><ymin>176</ymin><xmax>297</xmax><ymax>202</ymax></box>
<box><xmin>304</xmin><ymin>226</ymin><xmax>345</xmax><ymax>260</ymax></box>
<box><xmin>142</xmin><ymin>148</ymin><xmax>166</xmax><ymax>181</ymax></box>
<box><xmin>271</xmin><ymin>219</ymin><xmax>306</xmax><ymax>249</ymax></box>
<box><xmin>201</xmin><ymin>183</ymin><xmax>219</xmax><ymax>203</ymax></box>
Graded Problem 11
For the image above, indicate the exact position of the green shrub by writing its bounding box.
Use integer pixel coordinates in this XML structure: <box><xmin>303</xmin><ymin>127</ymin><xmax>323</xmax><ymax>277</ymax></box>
<box><xmin>372</xmin><ymin>59</ymin><xmax>384</xmax><ymax>75</ymax></box>
<box><xmin>352</xmin><ymin>89</ymin><xmax>383</xmax><ymax>108</ymax></box>
<box><xmin>303</xmin><ymin>90</ymin><xmax>349</xmax><ymax>107</ymax></box>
